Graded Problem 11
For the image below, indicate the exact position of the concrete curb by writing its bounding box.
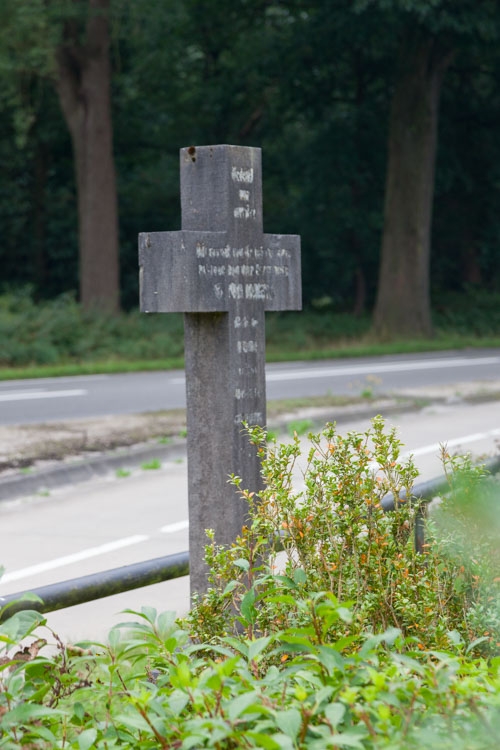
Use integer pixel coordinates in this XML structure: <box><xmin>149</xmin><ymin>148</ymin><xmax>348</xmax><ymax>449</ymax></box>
<box><xmin>0</xmin><ymin>439</ymin><xmax>187</xmax><ymax>503</ymax></box>
<box><xmin>0</xmin><ymin>399</ymin><xmax>419</xmax><ymax>504</ymax></box>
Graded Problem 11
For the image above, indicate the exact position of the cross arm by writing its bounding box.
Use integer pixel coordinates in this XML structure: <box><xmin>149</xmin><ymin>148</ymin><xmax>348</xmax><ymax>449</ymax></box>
<box><xmin>139</xmin><ymin>230</ymin><xmax>229</xmax><ymax>313</ymax></box>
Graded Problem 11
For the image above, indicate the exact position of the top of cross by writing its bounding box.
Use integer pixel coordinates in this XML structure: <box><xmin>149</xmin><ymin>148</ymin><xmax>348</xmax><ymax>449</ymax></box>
<box><xmin>139</xmin><ymin>144</ymin><xmax>301</xmax><ymax>314</ymax></box>
<box><xmin>181</xmin><ymin>144</ymin><xmax>263</xmax><ymax>236</ymax></box>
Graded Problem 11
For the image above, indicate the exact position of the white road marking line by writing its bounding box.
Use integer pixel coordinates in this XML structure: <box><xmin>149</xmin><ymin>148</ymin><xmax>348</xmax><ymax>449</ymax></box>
<box><xmin>265</xmin><ymin>356</ymin><xmax>500</xmax><ymax>382</ymax></box>
<box><xmin>0</xmin><ymin>534</ymin><xmax>149</xmax><ymax>584</ymax></box>
<box><xmin>0</xmin><ymin>375</ymin><xmax>108</xmax><ymax>389</ymax></box>
<box><xmin>160</xmin><ymin>520</ymin><xmax>189</xmax><ymax>534</ymax></box>
<box><xmin>0</xmin><ymin>521</ymin><xmax>192</xmax><ymax>586</ymax></box>
<box><xmin>0</xmin><ymin>389</ymin><xmax>87</xmax><ymax>402</ymax></box>
<box><xmin>169</xmin><ymin>356</ymin><xmax>500</xmax><ymax>385</ymax></box>
<box><xmin>2</xmin><ymin>418</ymin><xmax>498</xmax><ymax>585</ymax></box>
<box><xmin>404</xmin><ymin>427</ymin><xmax>500</xmax><ymax>459</ymax></box>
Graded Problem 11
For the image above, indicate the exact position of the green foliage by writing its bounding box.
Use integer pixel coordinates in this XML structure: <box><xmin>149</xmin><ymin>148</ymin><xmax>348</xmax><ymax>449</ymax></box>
<box><xmin>115</xmin><ymin>468</ymin><xmax>131</xmax><ymax>478</ymax></box>
<box><xmin>1</xmin><ymin>421</ymin><xmax>500</xmax><ymax>746</ymax></box>
<box><xmin>156</xmin><ymin>436</ymin><xmax>172</xmax><ymax>445</ymax></box>
<box><xmin>0</xmin><ymin>604</ymin><xmax>499</xmax><ymax>747</ymax></box>
<box><xmin>188</xmin><ymin>419</ymin><xmax>500</xmax><ymax>656</ymax></box>
<box><xmin>1</xmin><ymin>0</ymin><xmax>499</xmax><ymax>313</ymax></box>
<box><xmin>0</xmin><ymin>290</ymin><xmax>184</xmax><ymax>366</ymax></box>
<box><xmin>287</xmin><ymin>419</ymin><xmax>315</xmax><ymax>437</ymax></box>
<box><xmin>140</xmin><ymin>459</ymin><xmax>161</xmax><ymax>471</ymax></box>
<box><xmin>434</xmin><ymin>288</ymin><xmax>500</xmax><ymax>335</ymax></box>
<box><xmin>2</xmin><ymin>290</ymin><xmax>500</xmax><ymax>371</ymax></box>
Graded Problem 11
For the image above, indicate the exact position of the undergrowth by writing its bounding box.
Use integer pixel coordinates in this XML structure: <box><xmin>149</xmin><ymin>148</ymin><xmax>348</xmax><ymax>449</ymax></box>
<box><xmin>1</xmin><ymin>287</ymin><xmax>500</xmax><ymax>370</ymax></box>
<box><xmin>188</xmin><ymin>418</ymin><xmax>500</xmax><ymax>656</ymax></box>
<box><xmin>0</xmin><ymin>419</ymin><xmax>499</xmax><ymax>748</ymax></box>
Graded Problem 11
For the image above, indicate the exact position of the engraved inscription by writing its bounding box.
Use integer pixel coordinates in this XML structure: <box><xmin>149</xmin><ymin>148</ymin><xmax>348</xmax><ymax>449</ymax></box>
<box><xmin>196</xmin><ymin>242</ymin><xmax>292</xmax><ymax>304</ymax></box>
<box><xmin>234</xmin><ymin>316</ymin><xmax>259</xmax><ymax>328</ymax></box>
<box><xmin>237</xmin><ymin>340</ymin><xmax>258</xmax><ymax>353</ymax></box>
<box><xmin>234</xmin><ymin>206</ymin><xmax>257</xmax><ymax>220</ymax></box>
<box><xmin>231</xmin><ymin>166</ymin><xmax>254</xmax><ymax>183</ymax></box>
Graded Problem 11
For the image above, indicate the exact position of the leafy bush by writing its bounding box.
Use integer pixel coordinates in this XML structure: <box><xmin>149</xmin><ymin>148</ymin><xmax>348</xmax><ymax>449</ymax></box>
<box><xmin>0</xmin><ymin>288</ymin><xmax>185</xmax><ymax>366</ymax></box>
<box><xmin>433</xmin><ymin>287</ymin><xmax>500</xmax><ymax>336</ymax></box>
<box><xmin>1</xmin><ymin>603</ymin><xmax>499</xmax><ymax>748</ymax></box>
<box><xmin>0</xmin><ymin>420</ymin><xmax>499</xmax><ymax>747</ymax></box>
<box><xmin>188</xmin><ymin>419</ymin><xmax>500</xmax><ymax>655</ymax></box>
<box><xmin>2</xmin><ymin>287</ymin><xmax>500</xmax><ymax>369</ymax></box>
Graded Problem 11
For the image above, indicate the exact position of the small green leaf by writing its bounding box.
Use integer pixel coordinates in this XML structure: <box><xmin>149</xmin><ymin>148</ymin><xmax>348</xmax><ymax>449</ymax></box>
<box><xmin>78</xmin><ymin>728</ymin><xmax>97</xmax><ymax>750</ymax></box>
<box><xmin>447</xmin><ymin>629</ymin><xmax>463</xmax><ymax>646</ymax></box>
<box><xmin>228</xmin><ymin>691</ymin><xmax>258</xmax><ymax>721</ymax></box>
<box><xmin>176</xmin><ymin>661</ymin><xmax>191</xmax><ymax>687</ymax></box>
<box><xmin>465</xmin><ymin>636</ymin><xmax>489</xmax><ymax>654</ymax></box>
<box><xmin>293</xmin><ymin>568</ymin><xmax>307</xmax><ymax>585</ymax></box>
<box><xmin>183</xmin><ymin>734</ymin><xmax>206</xmax><ymax>749</ymax></box>
<box><xmin>240</xmin><ymin>587</ymin><xmax>257</xmax><ymax>623</ymax></box>
<box><xmin>246</xmin><ymin>732</ymin><xmax>281</xmax><ymax>749</ymax></box>
<box><xmin>318</xmin><ymin>646</ymin><xmax>344</xmax><ymax>674</ymax></box>
<box><xmin>274</xmin><ymin>575</ymin><xmax>297</xmax><ymax>589</ymax></box>
<box><xmin>330</xmin><ymin>730</ymin><xmax>367</xmax><ymax>748</ymax></box>
<box><xmin>168</xmin><ymin>689</ymin><xmax>189</xmax><ymax>715</ymax></box>
<box><xmin>2</xmin><ymin>703</ymin><xmax>64</xmax><ymax>726</ymax></box>
<box><xmin>223</xmin><ymin>580</ymin><xmax>238</xmax><ymax>595</ymax></box>
<box><xmin>248</xmin><ymin>635</ymin><xmax>273</xmax><ymax>662</ymax></box>
<box><xmin>275</xmin><ymin>708</ymin><xmax>301</xmax><ymax>739</ymax></box>
<box><xmin>234</xmin><ymin>558</ymin><xmax>250</xmax><ymax>571</ymax></box>
<box><xmin>324</xmin><ymin>702</ymin><xmax>345</xmax><ymax>728</ymax></box>
<box><xmin>73</xmin><ymin>702</ymin><xmax>85</xmax><ymax>723</ymax></box>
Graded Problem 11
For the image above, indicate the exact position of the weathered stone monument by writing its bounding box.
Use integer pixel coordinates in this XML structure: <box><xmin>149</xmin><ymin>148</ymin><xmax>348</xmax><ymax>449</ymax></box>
<box><xmin>139</xmin><ymin>145</ymin><xmax>301</xmax><ymax>595</ymax></box>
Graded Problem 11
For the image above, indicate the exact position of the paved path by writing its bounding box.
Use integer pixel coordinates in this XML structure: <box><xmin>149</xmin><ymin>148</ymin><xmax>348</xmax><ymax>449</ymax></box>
<box><xmin>1</xmin><ymin>398</ymin><xmax>499</xmax><ymax>644</ymax></box>
<box><xmin>1</xmin><ymin>349</ymin><xmax>499</xmax><ymax>425</ymax></box>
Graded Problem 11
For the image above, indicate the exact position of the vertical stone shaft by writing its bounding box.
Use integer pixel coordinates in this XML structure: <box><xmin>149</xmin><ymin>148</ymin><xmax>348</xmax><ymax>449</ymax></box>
<box><xmin>181</xmin><ymin>146</ymin><xmax>265</xmax><ymax>596</ymax></box>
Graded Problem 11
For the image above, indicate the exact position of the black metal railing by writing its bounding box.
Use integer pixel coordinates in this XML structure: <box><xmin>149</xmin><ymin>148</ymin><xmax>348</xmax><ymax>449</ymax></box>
<box><xmin>1</xmin><ymin>456</ymin><xmax>499</xmax><ymax>621</ymax></box>
<box><xmin>0</xmin><ymin>551</ymin><xmax>189</xmax><ymax>622</ymax></box>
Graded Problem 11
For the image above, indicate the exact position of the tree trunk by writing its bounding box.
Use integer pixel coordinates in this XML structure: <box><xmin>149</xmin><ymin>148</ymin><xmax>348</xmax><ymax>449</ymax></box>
<box><xmin>54</xmin><ymin>0</ymin><xmax>120</xmax><ymax>313</ymax></box>
<box><xmin>373</xmin><ymin>33</ymin><xmax>453</xmax><ymax>339</ymax></box>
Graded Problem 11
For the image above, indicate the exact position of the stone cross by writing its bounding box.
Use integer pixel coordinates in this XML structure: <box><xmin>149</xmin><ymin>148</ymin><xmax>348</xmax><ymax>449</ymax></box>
<box><xmin>139</xmin><ymin>145</ymin><xmax>301</xmax><ymax>596</ymax></box>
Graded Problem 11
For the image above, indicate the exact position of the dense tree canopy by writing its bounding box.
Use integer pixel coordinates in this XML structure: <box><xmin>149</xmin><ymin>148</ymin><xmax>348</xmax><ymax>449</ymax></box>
<box><xmin>0</xmin><ymin>0</ymin><xmax>499</xmax><ymax>332</ymax></box>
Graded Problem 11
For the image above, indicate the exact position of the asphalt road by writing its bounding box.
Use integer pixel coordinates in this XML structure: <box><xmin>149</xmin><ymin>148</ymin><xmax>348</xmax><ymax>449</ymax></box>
<box><xmin>1</xmin><ymin>398</ymin><xmax>499</xmax><ymax>643</ymax></box>
<box><xmin>1</xmin><ymin>348</ymin><xmax>500</xmax><ymax>425</ymax></box>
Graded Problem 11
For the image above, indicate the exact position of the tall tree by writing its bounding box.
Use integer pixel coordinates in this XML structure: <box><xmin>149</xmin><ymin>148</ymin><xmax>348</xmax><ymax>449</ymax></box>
<box><xmin>373</xmin><ymin>29</ymin><xmax>453</xmax><ymax>338</ymax></box>
<box><xmin>0</xmin><ymin>0</ymin><xmax>120</xmax><ymax>312</ymax></box>
<box><xmin>367</xmin><ymin>0</ymin><xmax>499</xmax><ymax>338</ymax></box>
<box><xmin>55</xmin><ymin>0</ymin><xmax>119</xmax><ymax>312</ymax></box>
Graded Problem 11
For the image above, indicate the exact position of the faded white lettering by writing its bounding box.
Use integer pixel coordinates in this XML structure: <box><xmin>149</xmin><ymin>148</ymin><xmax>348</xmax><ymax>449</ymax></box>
<box><xmin>237</xmin><ymin>340</ymin><xmax>258</xmax><ymax>353</ymax></box>
<box><xmin>231</xmin><ymin>166</ymin><xmax>254</xmax><ymax>183</ymax></box>
<box><xmin>234</xmin><ymin>206</ymin><xmax>257</xmax><ymax>220</ymax></box>
<box><xmin>213</xmin><ymin>283</ymin><xmax>224</xmax><ymax>299</ymax></box>
<box><xmin>229</xmin><ymin>283</ymin><xmax>244</xmax><ymax>299</ymax></box>
<box><xmin>245</xmin><ymin>283</ymin><xmax>268</xmax><ymax>300</ymax></box>
<box><xmin>234</xmin><ymin>316</ymin><xmax>259</xmax><ymax>328</ymax></box>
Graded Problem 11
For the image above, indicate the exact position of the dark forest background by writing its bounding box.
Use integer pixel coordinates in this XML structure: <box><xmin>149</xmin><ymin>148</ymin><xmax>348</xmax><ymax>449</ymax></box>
<box><xmin>1</xmin><ymin>0</ymin><xmax>500</xmax><ymax>343</ymax></box>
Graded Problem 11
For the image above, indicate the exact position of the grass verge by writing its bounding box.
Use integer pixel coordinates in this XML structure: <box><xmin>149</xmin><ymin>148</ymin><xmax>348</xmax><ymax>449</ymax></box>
<box><xmin>1</xmin><ymin>288</ymin><xmax>499</xmax><ymax>380</ymax></box>
<box><xmin>1</xmin><ymin>334</ymin><xmax>500</xmax><ymax>382</ymax></box>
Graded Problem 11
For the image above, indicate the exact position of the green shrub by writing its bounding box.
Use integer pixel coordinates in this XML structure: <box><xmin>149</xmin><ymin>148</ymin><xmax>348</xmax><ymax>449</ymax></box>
<box><xmin>188</xmin><ymin>419</ymin><xmax>500</xmax><ymax>656</ymax></box>
<box><xmin>0</xmin><ymin>420</ymin><xmax>499</xmax><ymax>747</ymax></box>
<box><xmin>433</xmin><ymin>286</ymin><xmax>500</xmax><ymax>336</ymax></box>
<box><xmin>0</xmin><ymin>603</ymin><xmax>499</xmax><ymax>748</ymax></box>
<box><xmin>0</xmin><ymin>288</ymin><xmax>184</xmax><ymax>366</ymax></box>
<box><xmin>3</xmin><ymin>286</ymin><xmax>500</xmax><ymax>370</ymax></box>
